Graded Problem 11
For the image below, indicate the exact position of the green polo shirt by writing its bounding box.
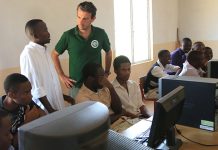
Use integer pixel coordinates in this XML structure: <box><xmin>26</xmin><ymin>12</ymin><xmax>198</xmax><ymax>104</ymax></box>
<box><xmin>55</xmin><ymin>25</ymin><xmax>111</xmax><ymax>87</ymax></box>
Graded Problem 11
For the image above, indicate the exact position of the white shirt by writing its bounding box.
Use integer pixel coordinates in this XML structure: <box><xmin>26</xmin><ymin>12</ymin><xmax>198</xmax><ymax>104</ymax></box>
<box><xmin>75</xmin><ymin>84</ymin><xmax>113</xmax><ymax>114</ymax></box>
<box><xmin>112</xmin><ymin>79</ymin><xmax>144</xmax><ymax>115</ymax></box>
<box><xmin>179</xmin><ymin>61</ymin><xmax>201</xmax><ymax>77</ymax></box>
<box><xmin>20</xmin><ymin>42</ymin><xmax>65</xmax><ymax>110</ymax></box>
<box><xmin>151</xmin><ymin>60</ymin><xmax>180</xmax><ymax>78</ymax></box>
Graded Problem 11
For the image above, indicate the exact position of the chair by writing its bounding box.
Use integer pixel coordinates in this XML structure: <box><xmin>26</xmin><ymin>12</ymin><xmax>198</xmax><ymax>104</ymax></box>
<box><xmin>139</xmin><ymin>76</ymin><xmax>157</xmax><ymax>111</ymax></box>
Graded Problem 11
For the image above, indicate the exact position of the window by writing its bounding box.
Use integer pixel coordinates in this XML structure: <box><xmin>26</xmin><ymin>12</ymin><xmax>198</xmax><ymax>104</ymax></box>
<box><xmin>114</xmin><ymin>0</ymin><xmax>152</xmax><ymax>63</ymax></box>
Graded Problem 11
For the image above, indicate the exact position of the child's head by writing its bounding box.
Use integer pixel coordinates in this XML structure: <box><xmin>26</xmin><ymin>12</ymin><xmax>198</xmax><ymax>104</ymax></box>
<box><xmin>204</xmin><ymin>46</ymin><xmax>213</xmax><ymax>61</ymax></box>
<box><xmin>158</xmin><ymin>49</ymin><xmax>171</xmax><ymax>67</ymax></box>
<box><xmin>192</xmin><ymin>41</ymin><xmax>205</xmax><ymax>52</ymax></box>
<box><xmin>113</xmin><ymin>55</ymin><xmax>131</xmax><ymax>82</ymax></box>
<box><xmin>82</xmin><ymin>62</ymin><xmax>104</xmax><ymax>89</ymax></box>
<box><xmin>4</xmin><ymin>73</ymin><xmax>32</xmax><ymax>106</ymax></box>
<box><xmin>187</xmin><ymin>50</ymin><xmax>204</xmax><ymax>69</ymax></box>
<box><xmin>181</xmin><ymin>37</ymin><xmax>192</xmax><ymax>53</ymax></box>
<box><xmin>0</xmin><ymin>109</ymin><xmax>13</xmax><ymax>150</ymax></box>
<box><xmin>25</xmin><ymin>19</ymin><xmax>50</xmax><ymax>46</ymax></box>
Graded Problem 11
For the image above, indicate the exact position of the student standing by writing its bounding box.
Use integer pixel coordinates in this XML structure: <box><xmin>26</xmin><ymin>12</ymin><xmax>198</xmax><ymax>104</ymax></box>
<box><xmin>20</xmin><ymin>19</ymin><xmax>73</xmax><ymax>113</ymax></box>
<box><xmin>52</xmin><ymin>1</ymin><xmax>112</xmax><ymax>98</ymax></box>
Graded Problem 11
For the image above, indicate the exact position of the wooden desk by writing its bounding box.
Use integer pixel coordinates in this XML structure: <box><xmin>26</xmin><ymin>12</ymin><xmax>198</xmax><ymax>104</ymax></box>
<box><xmin>176</xmin><ymin>125</ymin><xmax>218</xmax><ymax>150</ymax></box>
<box><xmin>121</xmin><ymin>119</ymin><xmax>218</xmax><ymax>150</ymax></box>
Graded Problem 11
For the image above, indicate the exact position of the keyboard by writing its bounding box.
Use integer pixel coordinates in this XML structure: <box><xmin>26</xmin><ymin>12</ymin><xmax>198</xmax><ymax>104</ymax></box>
<box><xmin>108</xmin><ymin>130</ymin><xmax>154</xmax><ymax>150</ymax></box>
<box><xmin>133</xmin><ymin>127</ymin><xmax>150</xmax><ymax>144</ymax></box>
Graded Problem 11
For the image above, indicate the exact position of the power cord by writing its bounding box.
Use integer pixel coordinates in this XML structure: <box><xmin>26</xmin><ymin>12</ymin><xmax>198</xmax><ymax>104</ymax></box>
<box><xmin>175</xmin><ymin>125</ymin><xmax>218</xmax><ymax>147</ymax></box>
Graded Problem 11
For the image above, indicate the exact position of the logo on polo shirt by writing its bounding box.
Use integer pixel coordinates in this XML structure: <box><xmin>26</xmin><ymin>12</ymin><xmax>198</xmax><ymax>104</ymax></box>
<box><xmin>91</xmin><ymin>40</ymin><xmax>99</xmax><ymax>48</ymax></box>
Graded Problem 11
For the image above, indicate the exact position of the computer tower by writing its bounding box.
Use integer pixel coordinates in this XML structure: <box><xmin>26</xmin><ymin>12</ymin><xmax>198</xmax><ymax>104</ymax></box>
<box><xmin>159</xmin><ymin>76</ymin><xmax>218</xmax><ymax>131</ymax></box>
<box><xmin>207</xmin><ymin>59</ymin><xmax>218</xmax><ymax>78</ymax></box>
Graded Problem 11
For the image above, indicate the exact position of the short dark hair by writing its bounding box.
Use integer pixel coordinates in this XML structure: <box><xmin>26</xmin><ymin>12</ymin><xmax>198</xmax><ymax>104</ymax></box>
<box><xmin>0</xmin><ymin>109</ymin><xmax>9</xmax><ymax>127</ymax></box>
<box><xmin>77</xmin><ymin>1</ymin><xmax>97</xmax><ymax>18</ymax></box>
<box><xmin>187</xmin><ymin>50</ymin><xmax>203</xmax><ymax>65</ymax></box>
<box><xmin>113</xmin><ymin>55</ymin><xmax>131</xmax><ymax>70</ymax></box>
<box><xmin>182</xmin><ymin>37</ymin><xmax>192</xmax><ymax>43</ymax></box>
<box><xmin>158</xmin><ymin>49</ymin><xmax>169</xmax><ymax>59</ymax></box>
<box><xmin>82</xmin><ymin>62</ymin><xmax>102</xmax><ymax>81</ymax></box>
<box><xmin>192</xmin><ymin>41</ymin><xmax>205</xmax><ymax>51</ymax></box>
<box><xmin>25</xmin><ymin>19</ymin><xmax>43</xmax><ymax>37</ymax></box>
<box><xmin>4</xmin><ymin>73</ymin><xmax>29</xmax><ymax>93</ymax></box>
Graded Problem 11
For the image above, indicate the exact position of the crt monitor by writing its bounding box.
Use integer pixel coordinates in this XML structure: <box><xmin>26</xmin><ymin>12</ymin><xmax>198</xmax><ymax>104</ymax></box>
<box><xmin>207</xmin><ymin>59</ymin><xmax>218</xmax><ymax>78</ymax></box>
<box><xmin>18</xmin><ymin>101</ymin><xmax>110</xmax><ymax>150</ymax></box>
<box><xmin>147</xmin><ymin>86</ymin><xmax>185</xmax><ymax>149</ymax></box>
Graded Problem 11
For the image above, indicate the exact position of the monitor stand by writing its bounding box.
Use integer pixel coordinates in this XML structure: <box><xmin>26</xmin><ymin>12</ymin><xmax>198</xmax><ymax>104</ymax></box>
<box><xmin>156</xmin><ymin>127</ymin><xmax>182</xmax><ymax>150</ymax></box>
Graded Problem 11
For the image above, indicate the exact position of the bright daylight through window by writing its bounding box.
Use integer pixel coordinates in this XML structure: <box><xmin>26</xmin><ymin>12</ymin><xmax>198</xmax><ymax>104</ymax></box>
<box><xmin>114</xmin><ymin>0</ymin><xmax>152</xmax><ymax>63</ymax></box>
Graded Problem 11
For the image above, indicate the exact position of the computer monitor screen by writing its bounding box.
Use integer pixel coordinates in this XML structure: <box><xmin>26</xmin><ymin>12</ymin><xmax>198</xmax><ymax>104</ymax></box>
<box><xmin>18</xmin><ymin>101</ymin><xmax>110</xmax><ymax>150</ymax></box>
<box><xmin>147</xmin><ymin>86</ymin><xmax>185</xmax><ymax>149</ymax></box>
<box><xmin>207</xmin><ymin>59</ymin><xmax>218</xmax><ymax>78</ymax></box>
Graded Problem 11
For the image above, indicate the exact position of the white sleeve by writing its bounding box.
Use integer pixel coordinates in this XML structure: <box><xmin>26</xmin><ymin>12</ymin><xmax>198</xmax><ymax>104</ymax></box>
<box><xmin>20</xmin><ymin>52</ymin><xmax>46</xmax><ymax>99</ymax></box>
<box><xmin>151</xmin><ymin>66</ymin><xmax>168</xmax><ymax>78</ymax></box>
<box><xmin>165</xmin><ymin>64</ymin><xmax>180</xmax><ymax>72</ymax></box>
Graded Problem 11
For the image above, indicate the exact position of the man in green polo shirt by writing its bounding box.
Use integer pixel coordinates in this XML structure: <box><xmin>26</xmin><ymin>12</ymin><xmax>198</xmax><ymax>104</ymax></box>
<box><xmin>51</xmin><ymin>1</ymin><xmax>112</xmax><ymax>98</ymax></box>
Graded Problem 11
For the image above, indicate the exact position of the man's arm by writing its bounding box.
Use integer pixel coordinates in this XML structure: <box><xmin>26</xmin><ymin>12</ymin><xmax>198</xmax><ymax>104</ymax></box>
<box><xmin>24</xmin><ymin>105</ymin><xmax>46</xmax><ymax>123</ymax></box>
<box><xmin>39</xmin><ymin>96</ymin><xmax>56</xmax><ymax>113</ymax></box>
<box><xmin>104</xmin><ymin>50</ymin><xmax>112</xmax><ymax>76</ymax></box>
<box><xmin>139</xmin><ymin>105</ymin><xmax>150</xmax><ymax>118</ymax></box>
<box><xmin>51</xmin><ymin>50</ymin><xmax>76</xmax><ymax>88</ymax></box>
<box><xmin>101</xmin><ymin>77</ymin><xmax>122</xmax><ymax>114</ymax></box>
<box><xmin>63</xmin><ymin>94</ymin><xmax>75</xmax><ymax>105</ymax></box>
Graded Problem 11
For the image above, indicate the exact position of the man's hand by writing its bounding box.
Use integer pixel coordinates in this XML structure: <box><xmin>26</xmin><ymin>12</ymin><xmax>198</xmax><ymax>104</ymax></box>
<box><xmin>99</xmin><ymin>76</ymin><xmax>113</xmax><ymax>89</ymax></box>
<box><xmin>60</xmin><ymin>74</ymin><xmax>76</xmax><ymax>88</ymax></box>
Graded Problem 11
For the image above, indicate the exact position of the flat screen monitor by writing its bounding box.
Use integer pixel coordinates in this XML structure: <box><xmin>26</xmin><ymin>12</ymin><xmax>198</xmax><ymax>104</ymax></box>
<box><xmin>18</xmin><ymin>101</ymin><xmax>110</xmax><ymax>150</ymax></box>
<box><xmin>207</xmin><ymin>59</ymin><xmax>218</xmax><ymax>78</ymax></box>
<box><xmin>147</xmin><ymin>86</ymin><xmax>185</xmax><ymax>149</ymax></box>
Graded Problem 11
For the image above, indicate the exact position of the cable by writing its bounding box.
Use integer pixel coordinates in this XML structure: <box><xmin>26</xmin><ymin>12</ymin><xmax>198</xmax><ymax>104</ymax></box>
<box><xmin>175</xmin><ymin>125</ymin><xmax>218</xmax><ymax>147</ymax></box>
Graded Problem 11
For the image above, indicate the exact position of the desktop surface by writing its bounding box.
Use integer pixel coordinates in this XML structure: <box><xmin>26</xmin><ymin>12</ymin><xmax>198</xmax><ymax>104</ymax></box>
<box><xmin>121</xmin><ymin>119</ymin><xmax>218</xmax><ymax>150</ymax></box>
<box><xmin>108</xmin><ymin>130</ymin><xmax>153</xmax><ymax>150</ymax></box>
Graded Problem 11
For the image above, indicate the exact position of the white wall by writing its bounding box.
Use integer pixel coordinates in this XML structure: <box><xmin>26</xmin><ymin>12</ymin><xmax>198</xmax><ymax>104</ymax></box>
<box><xmin>0</xmin><ymin>0</ymin><xmax>114</xmax><ymax>70</ymax></box>
<box><xmin>0</xmin><ymin>0</ymin><xmax>179</xmax><ymax>71</ymax></box>
<box><xmin>179</xmin><ymin>0</ymin><xmax>218</xmax><ymax>40</ymax></box>
<box><xmin>152</xmin><ymin>0</ymin><xmax>178</xmax><ymax>44</ymax></box>
<box><xmin>178</xmin><ymin>0</ymin><xmax>218</xmax><ymax>58</ymax></box>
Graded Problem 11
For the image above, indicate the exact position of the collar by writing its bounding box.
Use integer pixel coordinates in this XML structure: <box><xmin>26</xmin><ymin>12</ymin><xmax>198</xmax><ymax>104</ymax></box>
<box><xmin>29</xmin><ymin>41</ymin><xmax>47</xmax><ymax>52</ymax></box>
<box><xmin>157</xmin><ymin>60</ymin><xmax>165</xmax><ymax>69</ymax></box>
<box><xmin>74</xmin><ymin>25</ymin><xmax>95</xmax><ymax>39</ymax></box>
<box><xmin>112</xmin><ymin>78</ymin><xmax>130</xmax><ymax>89</ymax></box>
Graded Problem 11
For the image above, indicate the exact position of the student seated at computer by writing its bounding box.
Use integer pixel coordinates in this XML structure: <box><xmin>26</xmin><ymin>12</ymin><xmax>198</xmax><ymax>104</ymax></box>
<box><xmin>179</xmin><ymin>50</ymin><xmax>205</xmax><ymax>77</ymax></box>
<box><xmin>0</xmin><ymin>109</ymin><xmax>14</xmax><ymax>150</ymax></box>
<box><xmin>112</xmin><ymin>55</ymin><xmax>150</xmax><ymax>118</ymax></box>
<box><xmin>75</xmin><ymin>62</ymin><xmax>122</xmax><ymax>123</ymax></box>
<box><xmin>144</xmin><ymin>49</ymin><xmax>180</xmax><ymax>99</ymax></box>
<box><xmin>0</xmin><ymin>73</ymin><xmax>46</xmax><ymax>149</ymax></box>
<box><xmin>192</xmin><ymin>41</ymin><xmax>205</xmax><ymax>52</ymax></box>
<box><xmin>201</xmin><ymin>46</ymin><xmax>213</xmax><ymax>73</ymax></box>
